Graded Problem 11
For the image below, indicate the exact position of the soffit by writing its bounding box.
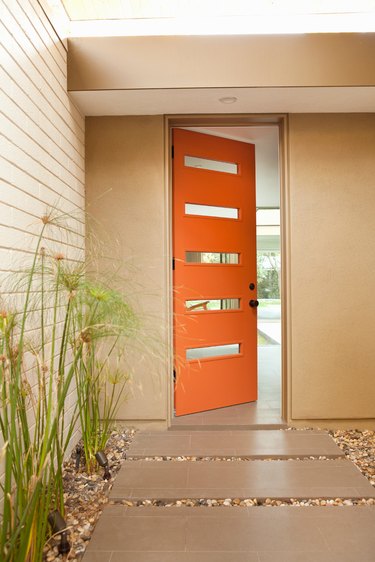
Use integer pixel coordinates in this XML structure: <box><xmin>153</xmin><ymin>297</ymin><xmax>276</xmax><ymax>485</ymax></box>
<box><xmin>70</xmin><ymin>86</ymin><xmax>375</xmax><ymax>116</ymax></box>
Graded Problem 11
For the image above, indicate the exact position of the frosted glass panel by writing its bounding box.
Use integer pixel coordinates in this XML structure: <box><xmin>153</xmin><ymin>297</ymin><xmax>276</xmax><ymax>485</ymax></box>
<box><xmin>186</xmin><ymin>344</ymin><xmax>240</xmax><ymax>361</ymax></box>
<box><xmin>186</xmin><ymin>252</ymin><xmax>239</xmax><ymax>264</ymax></box>
<box><xmin>184</xmin><ymin>155</ymin><xmax>238</xmax><ymax>174</ymax></box>
<box><xmin>186</xmin><ymin>298</ymin><xmax>240</xmax><ymax>311</ymax></box>
<box><xmin>185</xmin><ymin>203</ymin><xmax>238</xmax><ymax>219</ymax></box>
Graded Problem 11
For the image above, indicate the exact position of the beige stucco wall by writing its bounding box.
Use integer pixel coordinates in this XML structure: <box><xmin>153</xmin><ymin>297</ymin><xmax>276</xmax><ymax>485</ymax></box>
<box><xmin>86</xmin><ymin>116</ymin><xmax>169</xmax><ymax>427</ymax></box>
<box><xmin>288</xmin><ymin>114</ymin><xmax>375</xmax><ymax>426</ymax></box>
<box><xmin>86</xmin><ymin>113</ymin><xmax>375</xmax><ymax>428</ymax></box>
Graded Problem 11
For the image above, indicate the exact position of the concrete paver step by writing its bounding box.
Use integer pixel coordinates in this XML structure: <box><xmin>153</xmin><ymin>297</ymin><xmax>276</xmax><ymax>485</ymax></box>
<box><xmin>110</xmin><ymin>459</ymin><xmax>375</xmax><ymax>501</ymax></box>
<box><xmin>83</xmin><ymin>505</ymin><xmax>375</xmax><ymax>562</ymax></box>
<box><xmin>126</xmin><ymin>430</ymin><xmax>344</xmax><ymax>458</ymax></box>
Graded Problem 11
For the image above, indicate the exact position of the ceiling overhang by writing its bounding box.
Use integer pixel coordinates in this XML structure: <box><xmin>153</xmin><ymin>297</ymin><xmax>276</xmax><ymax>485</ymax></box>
<box><xmin>67</xmin><ymin>34</ymin><xmax>375</xmax><ymax>115</ymax></box>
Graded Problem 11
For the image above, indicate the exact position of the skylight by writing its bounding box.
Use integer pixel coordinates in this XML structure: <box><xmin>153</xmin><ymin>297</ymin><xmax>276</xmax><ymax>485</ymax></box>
<box><xmin>62</xmin><ymin>0</ymin><xmax>375</xmax><ymax>36</ymax></box>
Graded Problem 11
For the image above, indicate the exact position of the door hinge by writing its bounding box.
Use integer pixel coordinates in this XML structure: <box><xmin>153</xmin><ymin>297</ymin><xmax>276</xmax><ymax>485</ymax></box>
<box><xmin>171</xmin><ymin>145</ymin><xmax>174</xmax><ymax>159</ymax></box>
<box><xmin>172</xmin><ymin>257</ymin><xmax>175</xmax><ymax>270</ymax></box>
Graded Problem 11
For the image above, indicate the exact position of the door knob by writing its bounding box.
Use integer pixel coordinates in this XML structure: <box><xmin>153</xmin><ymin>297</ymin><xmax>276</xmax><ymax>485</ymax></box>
<box><xmin>249</xmin><ymin>299</ymin><xmax>259</xmax><ymax>308</ymax></box>
<box><xmin>249</xmin><ymin>283</ymin><xmax>255</xmax><ymax>290</ymax></box>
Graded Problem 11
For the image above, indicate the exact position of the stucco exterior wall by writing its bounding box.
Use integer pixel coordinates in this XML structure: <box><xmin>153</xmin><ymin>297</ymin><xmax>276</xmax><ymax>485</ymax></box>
<box><xmin>86</xmin><ymin>116</ymin><xmax>168</xmax><ymax>428</ymax></box>
<box><xmin>86</xmin><ymin>114</ymin><xmax>375</xmax><ymax>428</ymax></box>
<box><xmin>288</xmin><ymin>113</ymin><xmax>375</xmax><ymax>426</ymax></box>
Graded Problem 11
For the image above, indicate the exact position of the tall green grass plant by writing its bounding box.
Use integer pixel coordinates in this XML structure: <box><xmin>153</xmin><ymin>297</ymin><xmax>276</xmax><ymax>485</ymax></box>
<box><xmin>0</xmin><ymin>210</ymin><xmax>139</xmax><ymax>560</ymax></box>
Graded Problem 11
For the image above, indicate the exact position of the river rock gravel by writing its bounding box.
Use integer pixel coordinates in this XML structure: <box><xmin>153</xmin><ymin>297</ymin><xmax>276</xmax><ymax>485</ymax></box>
<box><xmin>113</xmin><ymin>496</ymin><xmax>375</xmax><ymax>508</ymax></box>
<box><xmin>43</xmin><ymin>429</ymin><xmax>135</xmax><ymax>562</ymax></box>
<box><xmin>330</xmin><ymin>429</ymin><xmax>375</xmax><ymax>486</ymax></box>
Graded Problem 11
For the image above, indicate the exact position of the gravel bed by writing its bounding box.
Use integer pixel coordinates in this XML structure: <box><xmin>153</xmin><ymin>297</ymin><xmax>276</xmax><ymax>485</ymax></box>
<box><xmin>43</xmin><ymin>427</ymin><xmax>375</xmax><ymax>561</ymax></box>
<box><xmin>44</xmin><ymin>429</ymin><xmax>135</xmax><ymax>562</ymax></box>
<box><xmin>330</xmin><ymin>429</ymin><xmax>375</xmax><ymax>486</ymax></box>
<box><xmin>113</xmin><ymin>497</ymin><xmax>375</xmax><ymax>508</ymax></box>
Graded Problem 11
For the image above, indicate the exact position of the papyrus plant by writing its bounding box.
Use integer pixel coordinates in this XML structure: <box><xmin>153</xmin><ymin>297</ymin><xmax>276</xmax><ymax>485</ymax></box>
<box><xmin>0</xmin><ymin>210</ymin><xmax>137</xmax><ymax>561</ymax></box>
<box><xmin>0</xmin><ymin>211</ymin><xmax>85</xmax><ymax>561</ymax></box>
<box><xmin>73</xmin><ymin>280</ymin><xmax>138</xmax><ymax>471</ymax></box>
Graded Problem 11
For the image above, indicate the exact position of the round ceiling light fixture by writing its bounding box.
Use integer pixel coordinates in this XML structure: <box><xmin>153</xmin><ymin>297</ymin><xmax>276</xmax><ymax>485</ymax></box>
<box><xmin>218</xmin><ymin>96</ymin><xmax>238</xmax><ymax>104</ymax></box>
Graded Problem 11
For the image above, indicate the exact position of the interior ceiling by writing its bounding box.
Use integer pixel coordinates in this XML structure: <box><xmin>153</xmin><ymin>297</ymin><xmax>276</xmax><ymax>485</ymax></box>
<box><xmin>185</xmin><ymin>126</ymin><xmax>278</xmax><ymax>145</ymax></box>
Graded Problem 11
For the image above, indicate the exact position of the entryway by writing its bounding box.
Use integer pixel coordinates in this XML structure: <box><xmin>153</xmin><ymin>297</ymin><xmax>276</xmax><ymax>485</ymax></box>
<box><xmin>171</xmin><ymin>120</ymin><xmax>283</xmax><ymax>427</ymax></box>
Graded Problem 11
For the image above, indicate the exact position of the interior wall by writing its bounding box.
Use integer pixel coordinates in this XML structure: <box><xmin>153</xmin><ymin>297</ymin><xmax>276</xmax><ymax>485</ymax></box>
<box><xmin>288</xmin><ymin>113</ymin><xmax>375</xmax><ymax>423</ymax></box>
<box><xmin>85</xmin><ymin>116</ymin><xmax>168</xmax><ymax>427</ymax></box>
<box><xmin>0</xmin><ymin>0</ymin><xmax>85</xmax><ymax>446</ymax></box>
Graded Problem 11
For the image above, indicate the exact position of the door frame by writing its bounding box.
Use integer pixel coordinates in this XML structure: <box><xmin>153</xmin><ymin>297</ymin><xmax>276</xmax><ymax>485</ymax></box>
<box><xmin>164</xmin><ymin>114</ymin><xmax>290</xmax><ymax>426</ymax></box>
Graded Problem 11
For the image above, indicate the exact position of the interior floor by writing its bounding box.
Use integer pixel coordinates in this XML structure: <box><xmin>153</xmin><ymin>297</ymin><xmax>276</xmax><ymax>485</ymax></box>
<box><xmin>171</xmin><ymin>346</ymin><xmax>283</xmax><ymax>428</ymax></box>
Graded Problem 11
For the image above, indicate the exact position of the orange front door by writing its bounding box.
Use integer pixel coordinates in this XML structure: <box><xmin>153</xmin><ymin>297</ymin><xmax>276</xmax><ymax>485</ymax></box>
<box><xmin>173</xmin><ymin>128</ymin><xmax>258</xmax><ymax>416</ymax></box>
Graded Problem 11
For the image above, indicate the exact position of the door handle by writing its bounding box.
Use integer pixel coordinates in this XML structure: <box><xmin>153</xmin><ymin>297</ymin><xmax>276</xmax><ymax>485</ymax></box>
<box><xmin>249</xmin><ymin>299</ymin><xmax>259</xmax><ymax>308</ymax></box>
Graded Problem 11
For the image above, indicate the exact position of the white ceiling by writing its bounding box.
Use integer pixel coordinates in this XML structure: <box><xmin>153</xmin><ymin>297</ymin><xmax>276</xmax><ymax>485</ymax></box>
<box><xmin>70</xmin><ymin>86</ymin><xmax>375</xmax><ymax>116</ymax></box>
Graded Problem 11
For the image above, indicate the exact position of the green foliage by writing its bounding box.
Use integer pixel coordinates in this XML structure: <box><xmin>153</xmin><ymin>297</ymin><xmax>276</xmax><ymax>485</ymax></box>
<box><xmin>74</xmin><ymin>280</ymin><xmax>138</xmax><ymax>471</ymax></box>
<box><xmin>257</xmin><ymin>251</ymin><xmax>280</xmax><ymax>299</ymax></box>
<box><xmin>0</xmin><ymin>210</ymin><xmax>138</xmax><ymax>561</ymax></box>
<box><xmin>0</xmin><ymin>213</ymin><xmax>82</xmax><ymax>561</ymax></box>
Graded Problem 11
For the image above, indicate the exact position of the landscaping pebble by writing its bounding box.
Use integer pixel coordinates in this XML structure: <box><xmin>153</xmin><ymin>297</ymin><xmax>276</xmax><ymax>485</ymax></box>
<box><xmin>43</xmin><ymin>429</ymin><xmax>135</xmax><ymax>562</ymax></box>
<box><xmin>111</xmin><ymin>497</ymin><xmax>375</xmax><ymax>508</ymax></box>
<box><xmin>330</xmin><ymin>429</ymin><xmax>375</xmax><ymax>486</ymax></box>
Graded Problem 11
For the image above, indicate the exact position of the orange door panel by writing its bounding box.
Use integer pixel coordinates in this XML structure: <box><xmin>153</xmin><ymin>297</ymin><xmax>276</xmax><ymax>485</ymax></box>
<box><xmin>173</xmin><ymin>129</ymin><xmax>257</xmax><ymax>416</ymax></box>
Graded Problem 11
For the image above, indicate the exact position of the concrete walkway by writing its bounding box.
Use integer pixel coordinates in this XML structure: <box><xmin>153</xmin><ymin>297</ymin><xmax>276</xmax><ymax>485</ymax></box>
<box><xmin>83</xmin><ymin>428</ymin><xmax>375</xmax><ymax>562</ymax></box>
<box><xmin>258</xmin><ymin>322</ymin><xmax>281</xmax><ymax>345</ymax></box>
<box><xmin>110</xmin><ymin>459</ymin><xmax>375</xmax><ymax>502</ymax></box>
<box><xmin>83</xmin><ymin>505</ymin><xmax>375</xmax><ymax>562</ymax></box>
<box><xmin>125</xmin><ymin>429</ymin><xmax>344</xmax><ymax>458</ymax></box>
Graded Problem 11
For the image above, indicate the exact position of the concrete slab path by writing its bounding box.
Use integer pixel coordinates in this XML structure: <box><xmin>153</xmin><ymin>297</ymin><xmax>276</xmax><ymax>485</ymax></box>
<box><xmin>127</xmin><ymin>430</ymin><xmax>344</xmax><ymax>458</ymax></box>
<box><xmin>83</xmin><ymin>505</ymin><xmax>375</xmax><ymax>562</ymax></box>
<box><xmin>110</xmin><ymin>459</ymin><xmax>375</xmax><ymax>501</ymax></box>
